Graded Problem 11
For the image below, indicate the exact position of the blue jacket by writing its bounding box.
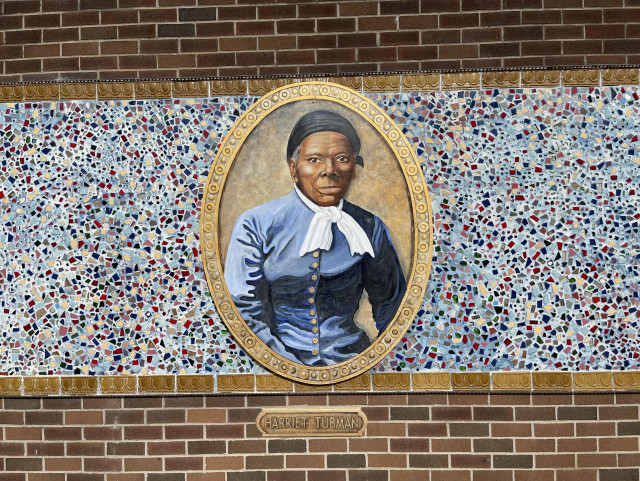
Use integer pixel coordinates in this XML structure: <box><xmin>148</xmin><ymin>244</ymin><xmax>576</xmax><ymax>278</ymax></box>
<box><xmin>224</xmin><ymin>189</ymin><xmax>406</xmax><ymax>366</ymax></box>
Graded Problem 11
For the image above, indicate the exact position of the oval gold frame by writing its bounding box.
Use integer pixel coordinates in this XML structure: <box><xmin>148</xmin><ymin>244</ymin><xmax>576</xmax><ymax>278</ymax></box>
<box><xmin>200</xmin><ymin>81</ymin><xmax>433</xmax><ymax>384</ymax></box>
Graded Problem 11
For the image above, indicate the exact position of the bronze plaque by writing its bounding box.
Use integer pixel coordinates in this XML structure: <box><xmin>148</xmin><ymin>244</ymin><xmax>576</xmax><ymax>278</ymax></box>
<box><xmin>256</xmin><ymin>407</ymin><xmax>367</xmax><ymax>437</ymax></box>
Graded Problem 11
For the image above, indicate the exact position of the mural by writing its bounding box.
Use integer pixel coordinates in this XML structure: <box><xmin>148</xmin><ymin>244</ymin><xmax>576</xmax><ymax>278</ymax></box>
<box><xmin>201</xmin><ymin>82</ymin><xmax>431</xmax><ymax>383</ymax></box>
<box><xmin>0</xmin><ymin>85</ymin><xmax>639</xmax><ymax>376</ymax></box>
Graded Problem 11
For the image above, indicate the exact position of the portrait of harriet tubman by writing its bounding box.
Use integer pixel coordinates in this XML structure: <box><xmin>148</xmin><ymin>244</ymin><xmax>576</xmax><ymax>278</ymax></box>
<box><xmin>224</xmin><ymin>110</ymin><xmax>406</xmax><ymax>366</ymax></box>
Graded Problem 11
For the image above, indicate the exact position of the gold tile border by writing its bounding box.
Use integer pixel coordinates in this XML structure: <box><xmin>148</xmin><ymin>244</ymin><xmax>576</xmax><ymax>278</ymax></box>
<box><xmin>256</xmin><ymin>374</ymin><xmax>294</xmax><ymax>393</ymax></box>
<box><xmin>0</xmin><ymin>377</ymin><xmax>22</xmax><ymax>396</ymax></box>
<box><xmin>521</xmin><ymin>70</ymin><xmax>561</xmax><ymax>87</ymax></box>
<box><xmin>412</xmin><ymin>372</ymin><xmax>450</xmax><ymax>391</ymax></box>
<box><xmin>177</xmin><ymin>374</ymin><xmax>214</xmax><ymax>393</ymax></box>
<box><xmin>138</xmin><ymin>375</ymin><xmax>176</xmax><ymax>394</ymax></box>
<box><xmin>562</xmin><ymin>68</ymin><xmax>600</xmax><ymax>86</ymax></box>
<box><xmin>602</xmin><ymin>68</ymin><xmax>639</xmax><ymax>86</ymax></box>
<box><xmin>97</xmin><ymin>82</ymin><xmax>135</xmax><ymax>100</ymax></box>
<box><xmin>60</xmin><ymin>82</ymin><xmax>97</xmax><ymax>100</ymax></box>
<box><xmin>492</xmin><ymin>372</ymin><xmax>532</xmax><ymax>391</ymax></box>
<box><xmin>99</xmin><ymin>375</ymin><xmax>137</xmax><ymax>395</ymax></box>
<box><xmin>135</xmin><ymin>80</ymin><xmax>172</xmax><ymax>99</ymax></box>
<box><xmin>23</xmin><ymin>376</ymin><xmax>60</xmax><ymax>396</ymax></box>
<box><xmin>173</xmin><ymin>80</ymin><xmax>209</xmax><ymax>98</ymax></box>
<box><xmin>24</xmin><ymin>83</ymin><xmax>59</xmax><ymax>101</ymax></box>
<box><xmin>532</xmin><ymin>372</ymin><xmax>572</xmax><ymax>391</ymax></box>
<box><xmin>451</xmin><ymin>372</ymin><xmax>490</xmax><ymax>391</ymax></box>
<box><xmin>4</xmin><ymin>68</ymin><xmax>640</xmax><ymax>103</ymax></box>
<box><xmin>217</xmin><ymin>373</ymin><xmax>255</xmax><ymax>393</ymax></box>
<box><xmin>1</xmin><ymin>372</ymin><xmax>640</xmax><ymax>396</ymax></box>
<box><xmin>211</xmin><ymin>79</ymin><xmax>247</xmax><ymax>96</ymax></box>
<box><xmin>483</xmin><ymin>71</ymin><xmax>520</xmax><ymax>88</ymax></box>
<box><xmin>403</xmin><ymin>73</ymin><xmax>439</xmax><ymax>92</ymax></box>
<box><xmin>363</xmin><ymin>74</ymin><xmax>401</xmax><ymax>92</ymax></box>
<box><xmin>372</xmin><ymin>373</ymin><xmax>411</xmax><ymax>391</ymax></box>
<box><xmin>334</xmin><ymin>374</ymin><xmax>372</xmax><ymax>392</ymax></box>
<box><xmin>573</xmin><ymin>372</ymin><xmax>613</xmax><ymax>392</ymax></box>
<box><xmin>61</xmin><ymin>376</ymin><xmax>98</xmax><ymax>395</ymax></box>
<box><xmin>613</xmin><ymin>372</ymin><xmax>640</xmax><ymax>391</ymax></box>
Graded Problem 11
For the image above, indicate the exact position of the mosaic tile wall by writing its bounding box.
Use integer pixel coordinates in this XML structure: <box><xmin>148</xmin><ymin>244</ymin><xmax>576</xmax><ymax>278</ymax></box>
<box><xmin>1</xmin><ymin>87</ymin><xmax>638</xmax><ymax>375</ymax></box>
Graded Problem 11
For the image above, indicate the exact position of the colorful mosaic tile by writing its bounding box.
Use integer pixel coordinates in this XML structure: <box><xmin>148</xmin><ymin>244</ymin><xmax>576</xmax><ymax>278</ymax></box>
<box><xmin>1</xmin><ymin>87</ymin><xmax>639</xmax><ymax>375</ymax></box>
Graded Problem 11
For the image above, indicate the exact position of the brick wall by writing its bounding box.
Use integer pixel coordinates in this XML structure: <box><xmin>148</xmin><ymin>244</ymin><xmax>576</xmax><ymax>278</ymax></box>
<box><xmin>3</xmin><ymin>1</ymin><xmax>640</xmax><ymax>82</ymax></box>
<box><xmin>1</xmin><ymin>392</ymin><xmax>639</xmax><ymax>480</ymax></box>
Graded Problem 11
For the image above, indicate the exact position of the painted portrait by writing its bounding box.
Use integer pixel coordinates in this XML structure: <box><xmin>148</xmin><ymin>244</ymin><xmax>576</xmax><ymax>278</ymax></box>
<box><xmin>201</xmin><ymin>82</ymin><xmax>432</xmax><ymax>384</ymax></box>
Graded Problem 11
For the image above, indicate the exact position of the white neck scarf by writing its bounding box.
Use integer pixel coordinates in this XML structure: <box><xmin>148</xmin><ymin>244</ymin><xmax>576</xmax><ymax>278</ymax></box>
<box><xmin>295</xmin><ymin>186</ymin><xmax>375</xmax><ymax>258</ymax></box>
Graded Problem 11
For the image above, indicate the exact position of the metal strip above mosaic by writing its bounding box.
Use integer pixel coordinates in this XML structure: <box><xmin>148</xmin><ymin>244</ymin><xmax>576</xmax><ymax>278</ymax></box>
<box><xmin>2</xmin><ymin>68</ymin><xmax>640</xmax><ymax>102</ymax></box>
<box><xmin>0</xmin><ymin>372</ymin><xmax>638</xmax><ymax>396</ymax></box>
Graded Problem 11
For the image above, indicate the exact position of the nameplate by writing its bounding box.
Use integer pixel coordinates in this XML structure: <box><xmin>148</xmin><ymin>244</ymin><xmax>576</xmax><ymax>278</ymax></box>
<box><xmin>256</xmin><ymin>407</ymin><xmax>367</xmax><ymax>437</ymax></box>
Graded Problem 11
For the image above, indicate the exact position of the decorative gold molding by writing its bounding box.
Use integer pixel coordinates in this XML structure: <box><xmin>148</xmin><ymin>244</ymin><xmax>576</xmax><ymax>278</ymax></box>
<box><xmin>562</xmin><ymin>68</ymin><xmax>600</xmax><ymax>86</ymax></box>
<box><xmin>99</xmin><ymin>375</ymin><xmax>137</xmax><ymax>394</ymax></box>
<box><xmin>412</xmin><ymin>373</ymin><xmax>451</xmax><ymax>391</ymax></box>
<box><xmin>61</xmin><ymin>376</ymin><xmax>98</xmax><ymax>395</ymax></box>
<box><xmin>0</xmin><ymin>84</ymin><xmax>24</xmax><ymax>102</ymax></box>
<box><xmin>326</xmin><ymin>76</ymin><xmax>363</xmax><ymax>91</ymax></box>
<box><xmin>97</xmin><ymin>82</ymin><xmax>135</xmax><ymax>100</ymax></box>
<box><xmin>138</xmin><ymin>375</ymin><xmax>175</xmax><ymax>394</ymax></box>
<box><xmin>334</xmin><ymin>374</ymin><xmax>372</xmax><ymax>392</ymax></box>
<box><xmin>521</xmin><ymin>70</ymin><xmax>561</xmax><ymax>87</ymax></box>
<box><xmin>613</xmin><ymin>372</ymin><xmax>640</xmax><ymax>391</ymax></box>
<box><xmin>211</xmin><ymin>79</ymin><xmax>247</xmax><ymax>96</ymax></box>
<box><xmin>402</xmin><ymin>74</ymin><xmax>439</xmax><ymax>92</ymax></box>
<box><xmin>256</xmin><ymin>374</ymin><xmax>294</xmax><ymax>392</ymax></box>
<box><xmin>4</xmin><ymin>68</ymin><xmax>640</xmax><ymax>103</ymax></box>
<box><xmin>451</xmin><ymin>372</ymin><xmax>490</xmax><ymax>390</ymax></box>
<box><xmin>23</xmin><ymin>376</ymin><xmax>60</xmax><ymax>396</ymax></box>
<box><xmin>173</xmin><ymin>80</ymin><xmax>209</xmax><ymax>98</ymax></box>
<box><xmin>441</xmin><ymin>72</ymin><xmax>480</xmax><ymax>90</ymax></box>
<box><xmin>135</xmin><ymin>81</ymin><xmax>172</xmax><ymax>99</ymax></box>
<box><xmin>363</xmin><ymin>75</ymin><xmax>401</xmax><ymax>92</ymax></box>
<box><xmin>492</xmin><ymin>372</ymin><xmax>531</xmax><ymax>391</ymax></box>
<box><xmin>573</xmin><ymin>372</ymin><xmax>613</xmax><ymax>392</ymax></box>
<box><xmin>372</xmin><ymin>373</ymin><xmax>411</xmax><ymax>391</ymax></box>
<box><xmin>602</xmin><ymin>68</ymin><xmax>639</xmax><ymax>86</ymax></box>
<box><xmin>248</xmin><ymin>78</ymin><xmax>291</xmax><ymax>96</ymax></box>
<box><xmin>532</xmin><ymin>372</ymin><xmax>572</xmax><ymax>391</ymax></box>
<box><xmin>0</xmin><ymin>377</ymin><xmax>22</xmax><ymax>396</ymax></box>
<box><xmin>60</xmin><ymin>83</ymin><xmax>97</xmax><ymax>100</ymax></box>
<box><xmin>24</xmin><ymin>83</ymin><xmax>59</xmax><ymax>101</ymax></box>
<box><xmin>1</xmin><ymin>373</ymin><xmax>638</xmax><ymax>396</ymax></box>
<box><xmin>217</xmin><ymin>374</ymin><xmax>255</xmax><ymax>393</ymax></box>
<box><xmin>177</xmin><ymin>375</ymin><xmax>214</xmax><ymax>393</ymax></box>
<box><xmin>294</xmin><ymin>382</ymin><xmax>330</xmax><ymax>392</ymax></box>
<box><xmin>483</xmin><ymin>71</ymin><xmax>520</xmax><ymax>89</ymax></box>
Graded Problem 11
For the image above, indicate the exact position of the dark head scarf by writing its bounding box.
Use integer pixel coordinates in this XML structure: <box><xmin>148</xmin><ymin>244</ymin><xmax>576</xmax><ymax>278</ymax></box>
<box><xmin>286</xmin><ymin>110</ymin><xmax>364</xmax><ymax>167</ymax></box>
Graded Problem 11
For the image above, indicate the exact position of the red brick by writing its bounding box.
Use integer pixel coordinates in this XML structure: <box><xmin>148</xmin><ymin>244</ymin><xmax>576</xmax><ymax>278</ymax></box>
<box><xmin>237</xmin><ymin>51</ymin><xmax>275</xmax><ymax>66</ymax></box>
<box><xmin>206</xmin><ymin>455</ymin><xmax>244</xmax><ymax>471</ymax></box>
<box><xmin>359</xmin><ymin>16</ymin><xmax>397</xmax><ymax>31</ymax></box>
<box><xmin>62</xmin><ymin>11</ymin><xmax>99</xmax><ymax>26</ymax></box>
<box><xmin>432</xmin><ymin>438</ymin><xmax>472</xmax><ymax>453</ymax></box>
<box><xmin>599</xmin><ymin>437</ymin><xmax>638</xmax><ymax>451</ymax></box>
<box><xmin>299</xmin><ymin>3</ymin><xmax>337</xmax><ymax>18</ymax></box>
<box><xmin>84</xmin><ymin>426</ymin><xmax>122</xmax><ymax>441</ymax></box>
<box><xmin>431</xmin><ymin>471</ymin><xmax>471</xmax><ymax>481</ymax></box>
<box><xmin>440</xmin><ymin>13</ymin><xmax>479</xmax><ymax>28</ymax></box>
<box><xmin>340</xmin><ymin>2</ymin><xmax>378</xmax><ymax>16</ymax></box>
<box><xmin>535</xmin><ymin>454</ymin><xmax>576</xmax><ymax>469</ymax></box>
<box><xmin>5</xmin><ymin>29</ymin><xmax>41</xmax><ymax>44</ymax></box>
<box><xmin>217</xmin><ymin>5</ymin><xmax>256</xmax><ymax>20</ymax></box>
<box><xmin>258</xmin><ymin>5</ymin><xmax>296</xmax><ymax>19</ymax></box>
<box><xmin>5</xmin><ymin>427</ymin><xmax>42</xmax><ymax>440</ymax></box>
<box><xmin>139</xmin><ymin>8</ymin><xmax>177</xmax><ymax>22</ymax></box>
<box><xmin>439</xmin><ymin>44</ymin><xmax>479</xmax><ymax>59</ymax></box>
<box><xmin>25</xmin><ymin>14</ymin><xmax>61</xmax><ymax>28</ymax></box>
<box><xmin>556</xmin><ymin>470</ymin><xmax>597</xmax><ymax>481</ymax></box>
<box><xmin>123</xmin><ymin>457</ymin><xmax>163</xmax><ymax>472</ymax></box>
<box><xmin>358</xmin><ymin>47</ymin><xmax>397</xmax><ymax>62</ymax></box>
<box><xmin>4</xmin><ymin>0</ymin><xmax>41</xmax><ymax>14</ymax></box>
<box><xmin>236</xmin><ymin>21</ymin><xmax>274</xmax><ymax>36</ymax></box>
<box><xmin>516</xmin><ymin>438</ymin><xmax>555</xmax><ymax>453</ymax></box>
<box><xmin>84</xmin><ymin>458</ymin><xmax>123</xmax><ymax>472</ymax></box>
<box><xmin>557</xmin><ymin>438</ymin><xmax>597</xmax><ymax>453</ymax></box>
<box><xmin>318</xmin><ymin>18</ymin><xmax>356</xmax><ymax>33</ymax></box>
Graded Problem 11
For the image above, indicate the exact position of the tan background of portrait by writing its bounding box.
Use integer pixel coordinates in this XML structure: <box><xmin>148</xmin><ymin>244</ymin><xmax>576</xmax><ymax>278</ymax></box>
<box><xmin>218</xmin><ymin>99</ymin><xmax>413</xmax><ymax>338</ymax></box>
